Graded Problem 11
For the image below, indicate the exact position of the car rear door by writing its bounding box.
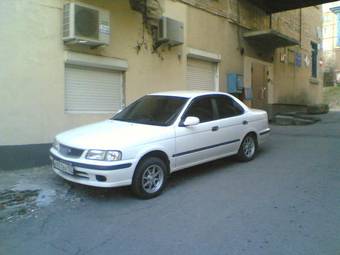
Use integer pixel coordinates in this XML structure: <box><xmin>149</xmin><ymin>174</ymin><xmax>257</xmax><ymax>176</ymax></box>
<box><xmin>211</xmin><ymin>95</ymin><xmax>247</xmax><ymax>157</ymax></box>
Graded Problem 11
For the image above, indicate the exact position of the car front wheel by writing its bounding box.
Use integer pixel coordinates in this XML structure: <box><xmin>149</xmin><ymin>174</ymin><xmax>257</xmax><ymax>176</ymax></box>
<box><xmin>237</xmin><ymin>134</ymin><xmax>257</xmax><ymax>162</ymax></box>
<box><xmin>131</xmin><ymin>157</ymin><xmax>168</xmax><ymax>199</ymax></box>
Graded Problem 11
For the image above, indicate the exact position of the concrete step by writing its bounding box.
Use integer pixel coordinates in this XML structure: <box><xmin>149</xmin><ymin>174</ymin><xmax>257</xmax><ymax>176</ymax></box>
<box><xmin>274</xmin><ymin>114</ymin><xmax>320</xmax><ymax>126</ymax></box>
<box><xmin>307</xmin><ymin>104</ymin><xmax>329</xmax><ymax>114</ymax></box>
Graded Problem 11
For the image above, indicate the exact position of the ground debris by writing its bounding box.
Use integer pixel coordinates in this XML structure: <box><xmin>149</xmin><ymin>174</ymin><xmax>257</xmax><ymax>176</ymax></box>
<box><xmin>0</xmin><ymin>189</ymin><xmax>40</xmax><ymax>223</ymax></box>
<box><xmin>0</xmin><ymin>190</ymin><xmax>39</xmax><ymax>207</ymax></box>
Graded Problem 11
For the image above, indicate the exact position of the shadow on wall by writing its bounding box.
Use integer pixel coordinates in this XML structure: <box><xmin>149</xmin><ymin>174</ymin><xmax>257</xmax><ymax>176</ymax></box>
<box><xmin>0</xmin><ymin>144</ymin><xmax>52</xmax><ymax>171</ymax></box>
<box><xmin>278</xmin><ymin>90</ymin><xmax>311</xmax><ymax>106</ymax></box>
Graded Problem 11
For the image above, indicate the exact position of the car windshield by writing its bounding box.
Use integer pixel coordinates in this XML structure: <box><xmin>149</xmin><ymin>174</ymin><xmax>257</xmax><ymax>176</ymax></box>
<box><xmin>112</xmin><ymin>95</ymin><xmax>189</xmax><ymax>126</ymax></box>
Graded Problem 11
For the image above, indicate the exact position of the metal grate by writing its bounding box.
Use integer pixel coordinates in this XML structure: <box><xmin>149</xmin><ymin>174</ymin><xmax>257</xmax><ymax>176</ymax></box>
<box><xmin>63</xmin><ymin>3</ymin><xmax>70</xmax><ymax>37</ymax></box>
<box><xmin>74</xmin><ymin>5</ymin><xmax>99</xmax><ymax>40</ymax></box>
<box><xmin>59</xmin><ymin>144</ymin><xmax>84</xmax><ymax>158</ymax></box>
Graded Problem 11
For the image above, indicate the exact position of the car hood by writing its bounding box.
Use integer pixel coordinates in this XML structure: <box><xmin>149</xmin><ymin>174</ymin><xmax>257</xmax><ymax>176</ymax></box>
<box><xmin>56</xmin><ymin>120</ymin><xmax>173</xmax><ymax>150</ymax></box>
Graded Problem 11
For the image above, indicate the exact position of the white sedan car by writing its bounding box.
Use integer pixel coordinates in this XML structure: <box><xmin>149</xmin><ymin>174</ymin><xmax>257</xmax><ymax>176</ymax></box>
<box><xmin>50</xmin><ymin>91</ymin><xmax>270</xmax><ymax>199</ymax></box>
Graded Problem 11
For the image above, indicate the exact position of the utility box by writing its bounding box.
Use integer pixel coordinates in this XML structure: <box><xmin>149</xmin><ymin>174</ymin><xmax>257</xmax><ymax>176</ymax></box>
<box><xmin>158</xmin><ymin>17</ymin><xmax>184</xmax><ymax>46</ymax></box>
<box><xmin>227</xmin><ymin>73</ymin><xmax>244</xmax><ymax>93</ymax></box>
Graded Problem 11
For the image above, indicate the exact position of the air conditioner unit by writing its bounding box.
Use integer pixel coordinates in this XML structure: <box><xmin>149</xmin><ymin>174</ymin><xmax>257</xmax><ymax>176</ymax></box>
<box><xmin>158</xmin><ymin>17</ymin><xmax>184</xmax><ymax>46</ymax></box>
<box><xmin>63</xmin><ymin>3</ymin><xmax>110</xmax><ymax>47</ymax></box>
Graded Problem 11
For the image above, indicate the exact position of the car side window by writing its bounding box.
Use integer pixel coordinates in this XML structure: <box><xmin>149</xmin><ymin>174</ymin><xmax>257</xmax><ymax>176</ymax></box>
<box><xmin>214</xmin><ymin>95</ymin><xmax>244</xmax><ymax>119</ymax></box>
<box><xmin>184</xmin><ymin>97</ymin><xmax>214</xmax><ymax>123</ymax></box>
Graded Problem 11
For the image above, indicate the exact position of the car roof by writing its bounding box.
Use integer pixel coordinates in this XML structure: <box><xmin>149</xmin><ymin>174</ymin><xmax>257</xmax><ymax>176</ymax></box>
<box><xmin>149</xmin><ymin>90</ymin><xmax>230</xmax><ymax>99</ymax></box>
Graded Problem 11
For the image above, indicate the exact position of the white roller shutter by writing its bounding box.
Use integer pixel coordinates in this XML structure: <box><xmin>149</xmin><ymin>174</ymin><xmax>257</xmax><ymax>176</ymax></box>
<box><xmin>65</xmin><ymin>65</ymin><xmax>123</xmax><ymax>113</ymax></box>
<box><xmin>186</xmin><ymin>58</ymin><xmax>217</xmax><ymax>91</ymax></box>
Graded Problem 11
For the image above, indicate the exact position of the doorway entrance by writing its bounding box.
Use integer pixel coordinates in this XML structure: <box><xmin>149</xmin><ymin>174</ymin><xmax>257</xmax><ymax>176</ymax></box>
<box><xmin>251</xmin><ymin>62</ymin><xmax>268</xmax><ymax>110</ymax></box>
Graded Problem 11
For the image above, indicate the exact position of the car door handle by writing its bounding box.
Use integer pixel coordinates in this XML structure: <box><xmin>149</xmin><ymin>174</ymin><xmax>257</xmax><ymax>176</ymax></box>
<box><xmin>212</xmin><ymin>126</ymin><xmax>219</xmax><ymax>132</ymax></box>
<box><xmin>242</xmin><ymin>120</ymin><xmax>248</xmax><ymax>125</ymax></box>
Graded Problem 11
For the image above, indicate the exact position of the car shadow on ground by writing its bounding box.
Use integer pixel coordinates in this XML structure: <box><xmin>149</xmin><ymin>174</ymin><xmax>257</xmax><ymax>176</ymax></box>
<box><xmin>64</xmin><ymin>147</ymin><xmax>270</xmax><ymax>201</ymax></box>
<box><xmin>167</xmin><ymin>157</ymin><xmax>237</xmax><ymax>187</ymax></box>
<box><xmin>167</xmin><ymin>146</ymin><xmax>270</xmax><ymax>189</ymax></box>
<box><xmin>65</xmin><ymin>182</ymin><xmax>132</xmax><ymax>200</ymax></box>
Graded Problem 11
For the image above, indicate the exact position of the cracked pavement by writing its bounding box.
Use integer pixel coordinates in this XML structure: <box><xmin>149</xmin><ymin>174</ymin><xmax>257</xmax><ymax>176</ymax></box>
<box><xmin>0</xmin><ymin>111</ymin><xmax>340</xmax><ymax>255</ymax></box>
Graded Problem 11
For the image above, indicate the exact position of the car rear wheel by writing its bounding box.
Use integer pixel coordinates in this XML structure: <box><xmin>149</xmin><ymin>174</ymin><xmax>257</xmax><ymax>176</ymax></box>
<box><xmin>131</xmin><ymin>157</ymin><xmax>168</xmax><ymax>199</ymax></box>
<box><xmin>237</xmin><ymin>134</ymin><xmax>257</xmax><ymax>162</ymax></box>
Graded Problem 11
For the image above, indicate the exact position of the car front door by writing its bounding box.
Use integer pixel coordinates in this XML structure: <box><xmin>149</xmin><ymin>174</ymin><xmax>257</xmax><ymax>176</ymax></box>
<box><xmin>174</xmin><ymin>96</ymin><xmax>222</xmax><ymax>170</ymax></box>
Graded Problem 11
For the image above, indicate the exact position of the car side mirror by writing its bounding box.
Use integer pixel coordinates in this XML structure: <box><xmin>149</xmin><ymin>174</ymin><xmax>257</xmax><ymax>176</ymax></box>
<box><xmin>183</xmin><ymin>116</ymin><xmax>200</xmax><ymax>127</ymax></box>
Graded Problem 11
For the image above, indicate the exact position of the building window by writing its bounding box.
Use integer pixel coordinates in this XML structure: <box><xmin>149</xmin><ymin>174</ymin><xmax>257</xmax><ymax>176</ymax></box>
<box><xmin>337</xmin><ymin>13</ymin><xmax>340</xmax><ymax>46</ymax></box>
<box><xmin>311</xmin><ymin>42</ymin><xmax>318</xmax><ymax>78</ymax></box>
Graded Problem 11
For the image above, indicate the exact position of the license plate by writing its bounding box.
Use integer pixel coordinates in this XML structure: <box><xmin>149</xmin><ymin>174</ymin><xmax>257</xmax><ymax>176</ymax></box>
<box><xmin>54</xmin><ymin>160</ymin><xmax>74</xmax><ymax>175</ymax></box>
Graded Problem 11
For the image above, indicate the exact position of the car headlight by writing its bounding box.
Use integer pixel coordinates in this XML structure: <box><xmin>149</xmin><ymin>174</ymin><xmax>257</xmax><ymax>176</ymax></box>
<box><xmin>105</xmin><ymin>151</ymin><xmax>122</xmax><ymax>161</ymax></box>
<box><xmin>53</xmin><ymin>139</ymin><xmax>60</xmax><ymax>151</ymax></box>
<box><xmin>86</xmin><ymin>150</ymin><xmax>106</xmax><ymax>161</ymax></box>
<box><xmin>86</xmin><ymin>150</ymin><xmax>122</xmax><ymax>161</ymax></box>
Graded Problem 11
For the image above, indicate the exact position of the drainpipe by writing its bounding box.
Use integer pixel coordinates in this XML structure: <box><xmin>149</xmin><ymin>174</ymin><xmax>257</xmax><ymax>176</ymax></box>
<box><xmin>300</xmin><ymin>8</ymin><xmax>302</xmax><ymax>47</ymax></box>
<box><xmin>236</xmin><ymin>0</ymin><xmax>244</xmax><ymax>55</ymax></box>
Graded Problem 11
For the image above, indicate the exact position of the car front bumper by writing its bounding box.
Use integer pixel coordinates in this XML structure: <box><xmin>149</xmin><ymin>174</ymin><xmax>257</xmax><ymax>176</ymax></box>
<box><xmin>50</xmin><ymin>149</ymin><xmax>137</xmax><ymax>188</ymax></box>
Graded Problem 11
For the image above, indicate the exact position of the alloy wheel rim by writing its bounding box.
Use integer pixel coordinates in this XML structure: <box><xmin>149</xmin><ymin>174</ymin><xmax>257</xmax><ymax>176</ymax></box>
<box><xmin>243</xmin><ymin>137</ymin><xmax>255</xmax><ymax>158</ymax></box>
<box><xmin>142</xmin><ymin>164</ymin><xmax>164</xmax><ymax>194</ymax></box>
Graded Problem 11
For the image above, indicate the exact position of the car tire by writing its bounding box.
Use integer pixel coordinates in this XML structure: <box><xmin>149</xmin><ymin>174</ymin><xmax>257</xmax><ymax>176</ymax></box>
<box><xmin>237</xmin><ymin>134</ymin><xmax>257</xmax><ymax>162</ymax></box>
<box><xmin>131</xmin><ymin>157</ymin><xmax>168</xmax><ymax>199</ymax></box>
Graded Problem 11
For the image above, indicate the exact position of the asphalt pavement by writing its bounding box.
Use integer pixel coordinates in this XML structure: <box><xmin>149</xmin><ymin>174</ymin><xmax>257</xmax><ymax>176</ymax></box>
<box><xmin>0</xmin><ymin>111</ymin><xmax>339</xmax><ymax>255</ymax></box>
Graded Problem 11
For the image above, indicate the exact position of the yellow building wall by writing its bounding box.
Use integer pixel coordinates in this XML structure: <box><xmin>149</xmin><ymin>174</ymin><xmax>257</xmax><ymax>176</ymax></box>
<box><xmin>0</xmin><ymin>0</ymin><xmax>66</xmax><ymax>146</ymax></box>
<box><xmin>183</xmin><ymin>0</ymin><xmax>323</xmax><ymax>105</ymax></box>
<box><xmin>272</xmin><ymin>7</ymin><xmax>323</xmax><ymax>105</ymax></box>
<box><xmin>0</xmin><ymin>0</ymin><xmax>324</xmax><ymax>146</ymax></box>
<box><xmin>0</xmin><ymin>0</ymin><xmax>188</xmax><ymax>146</ymax></box>
<box><xmin>186</xmin><ymin>6</ymin><xmax>243</xmax><ymax>92</ymax></box>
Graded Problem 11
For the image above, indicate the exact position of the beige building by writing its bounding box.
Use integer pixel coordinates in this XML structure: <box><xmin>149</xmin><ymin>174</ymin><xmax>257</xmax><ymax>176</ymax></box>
<box><xmin>323</xmin><ymin>1</ymin><xmax>340</xmax><ymax>85</ymax></box>
<box><xmin>0</xmin><ymin>0</ymin><xmax>327</xmax><ymax>169</ymax></box>
<box><xmin>323</xmin><ymin>2</ymin><xmax>338</xmax><ymax>63</ymax></box>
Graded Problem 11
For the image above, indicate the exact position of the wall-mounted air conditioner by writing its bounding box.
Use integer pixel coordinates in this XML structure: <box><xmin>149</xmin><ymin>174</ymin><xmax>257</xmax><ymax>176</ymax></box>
<box><xmin>63</xmin><ymin>2</ymin><xmax>110</xmax><ymax>47</ymax></box>
<box><xmin>158</xmin><ymin>17</ymin><xmax>184</xmax><ymax>46</ymax></box>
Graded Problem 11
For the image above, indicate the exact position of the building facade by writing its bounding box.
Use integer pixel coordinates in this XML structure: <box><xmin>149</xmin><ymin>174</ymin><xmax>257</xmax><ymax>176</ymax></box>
<box><xmin>322</xmin><ymin>1</ymin><xmax>340</xmax><ymax>85</ymax></box>
<box><xmin>0</xmin><ymin>0</ymin><xmax>324</xmax><ymax>169</ymax></box>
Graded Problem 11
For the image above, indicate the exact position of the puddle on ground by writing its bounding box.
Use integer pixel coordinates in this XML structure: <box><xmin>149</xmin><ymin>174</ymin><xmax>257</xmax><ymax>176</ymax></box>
<box><xmin>0</xmin><ymin>167</ymin><xmax>79</xmax><ymax>223</ymax></box>
<box><xmin>0</xmin><ymin>183</ymin><xmax>79</xmax><ymax>223</ymax></box>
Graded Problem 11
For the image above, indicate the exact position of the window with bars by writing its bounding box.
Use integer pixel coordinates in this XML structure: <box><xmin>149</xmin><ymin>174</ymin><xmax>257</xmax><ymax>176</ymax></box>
<box><xmin>311</xmin><ymin>42</ymin><xmax>318</xmax><ymax>78</ymax></box>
